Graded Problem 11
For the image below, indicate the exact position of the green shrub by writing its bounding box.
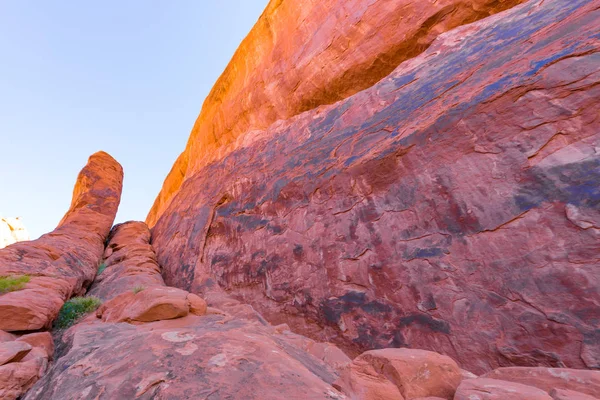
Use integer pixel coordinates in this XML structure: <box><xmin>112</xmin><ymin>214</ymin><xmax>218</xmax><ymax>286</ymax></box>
<box><xmin>0</xmin><ymin>275</ymin><xmax>30</xmax><ymax>294</ymax></box>
<box><xmin>97</xmin><ymin>262</ymin><xmax>107</xmax><ymax>275</ymax></box>
<box><xmin>55</xmin><ymin>296</ymin><xmax>102</xmax><ymax>329</ymax></box>
<box><xmin>132</xmin><ymin>285</ymin><xmax>145</xmax><ymax>294</ymax></box>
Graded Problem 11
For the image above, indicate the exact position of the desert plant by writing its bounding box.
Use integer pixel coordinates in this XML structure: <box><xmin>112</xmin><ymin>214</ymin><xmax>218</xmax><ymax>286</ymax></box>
<box><xmin>0</xmin><ymin>275</ymin><xmax>30</xmax><ymax>294</ymax></box>
<box><xmin>97</xmin><ymin>262</ymin><xmax>107</xmax><ymax>275</ymax></box>
<box><xmin>132</xmin><ymin>285</ymin><xmax>145</xmax><ymax>294</ymax></box>
<box><xmin>55</xmin><ymin>296</ymin><xmax>102</xmax><ymax>329</ymax></box>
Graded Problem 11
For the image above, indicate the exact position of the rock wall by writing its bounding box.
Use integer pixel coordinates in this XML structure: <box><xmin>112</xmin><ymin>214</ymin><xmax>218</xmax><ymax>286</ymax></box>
<box><xmin>147</xmin><ymin>0</ymin><xmax>527</xmax><ymax>226</ymax></box>
<box><xmin>0</xmin><ymin>217</ymin><xmax>29</xmax><ymax>249</ymax></box>
<box><xmin>150</xmin><ymin>0</ymin><xmax>600</xmax><ymax>374</ymax></box>
<box><xmin>24</xmin><ymin>221</ymin><xmax>350</xmax><ymax>400</ymax></box>
<box><xmin>0</xmin><ymin>152</ymin><xmax>123</xmax><ymax>331</ymax></box>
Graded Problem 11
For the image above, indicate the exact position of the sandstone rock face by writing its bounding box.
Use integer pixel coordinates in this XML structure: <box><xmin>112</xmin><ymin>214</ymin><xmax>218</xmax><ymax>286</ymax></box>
<box><xmin>0</xmin><ymin>217</ymin><xmax>29</xmax><ymax>249</ymax></box>
<box><xmin>0</xmin><ymin>341</ymin><xmax>31</xmax><ymax>366</ymax></box>
<box><xmin>16</xmin><ymin>333</ymin><xmax>54</xmax><ymax>361</ymax></box>
<box><xmin>147</xmin><ymin>0</ymin><xmax>527</xmax><ymax>226</ymax></box>
<box><xmin>98</xmin><ymin>286</ymin><xmax>190</xmax><ymax>323</ymax></box>
<box><xmin>24</xmin><ymin>220</ymin><xmax>350</xmax><ymax>399</ymax></box>
<box><xmin>149</xmin><ymin>0</ymin><xmax>600</xmax><ymax>373</ymax></box>
<box><xmin>549</xmin><ymin>389</ymin><xmax>599</xmax><ymax>400</ymax></box>
<box><xmin>89</xmin><ymin>221</ymin><xmax>165</xmax><ymax>301</ymax></box>
<box><xmin>335</xmin><ymin>348</ymin><xmax>461</xmax><ymax>400</ymax></box>
<box><xmin>454</xmin><ymin>378</ymin><xmax>553</xmax><ymax>400</ymax></box>
<box><xmin>25</xmin><ymin>315</ymin><xmax>348</xmax><ymax>400</ymax></box>
<box><xmin>482</xmin><ymin>367</ymin><xmax>600</xmax><ymax>398</ymax></box>
<box><xmin>0</xmin><ymin>152</ymin><xmax>123</xmax><ymax>331</ymax></box>
<box><xmin>0</xmin><ymin>338</ymin><xmax>49</xmax><ymax>400</ymax></box>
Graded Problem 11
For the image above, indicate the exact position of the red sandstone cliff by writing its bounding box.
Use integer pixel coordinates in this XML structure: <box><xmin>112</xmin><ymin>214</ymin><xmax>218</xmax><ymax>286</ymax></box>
<box><xmin>149</xmin><ymin>0</ymin><xmax>600</xmax><ymax>375</ymax></box>
<box><xmin>0</xmin><ymin>152</ymin><xmax>123</xmax><ymax>331</ymax></box>
<box><xmin>147</xmin><ymin>0</ymin><xmax>526</xmax><ymax>227</ymax></box>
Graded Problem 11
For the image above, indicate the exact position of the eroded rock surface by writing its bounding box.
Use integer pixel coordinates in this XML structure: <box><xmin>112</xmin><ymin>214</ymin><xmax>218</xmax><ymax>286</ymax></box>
<box><xmin>149</xmin><ymin>0</ymin><xmax>600</xmax><ymax>374</ymax></box>
<box><xmin>25</xmin><ymin>220</ymin><xmax>351</xmax><ymax>399</ymax></box>
<box><xmin>482</xmin><ymin>367</ymin><xmax>600</xmax><ymax>398</ymax></box>
<box><xmin>25</xmin><ymin>315</ymin><xmax>348</xmax><ymax>400</ymax></box>
<box><xmin>0</xmin><ymin>152</ymin><xmax>123</xmax><ymax>331</ymax></box>
<box><xmin>147</xmin><ymin>0</ymin><xmax>527</xmax><ymax>226</ymax></box>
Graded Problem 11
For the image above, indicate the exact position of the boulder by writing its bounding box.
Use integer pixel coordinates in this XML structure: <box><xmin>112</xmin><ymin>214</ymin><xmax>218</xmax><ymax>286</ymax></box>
<box><xmin>16</xmin><ymin>333</ymin><xmax>54</xmax><ymax>361</ymax></box>
<box><xmin>454</xmin><ymin>378</ymin><xmax>553</xmax><ymax>400</ymax></box>
<box><xmin>0</xmin><ymin>341</ymin><xmax>31</xmax><ymax>365</ymax></box>
<box><xmin>149</xmin><ymin>0</ymin><xmax>600</xmax><ymax>373</ymax></box>
<box><xmin>334</xmin><ymin>358</ymin><xmax>404</xmax><ymax>400</ymax></box>
<box><xmin>338</xmin><ymin>348</ymin><xmax>461</xmax><ymax>399</ymax></box>
<box><xmin>0</xmin><ymin>355</ymin><xmax>47</xmax><ymax>400</ymax></box>
<box><xmin>482</xmin><ymin>367</ymin><xmax>600</xmax><ymax>398</ymax></box>
<box><xmin>97</xmin><ymin>286</ymin><xmax>189</xmax><ymax>323</ymax></box>
<box><xmin>0</xmin><ymin>152</ymin><xmax>123</xmax><ymax>331</ymax></box>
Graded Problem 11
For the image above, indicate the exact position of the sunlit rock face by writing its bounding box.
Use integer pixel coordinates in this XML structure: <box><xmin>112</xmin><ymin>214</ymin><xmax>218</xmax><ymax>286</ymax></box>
<box><xmin>146</xmin><ymin>0</ymin><xmax>528</xmax><ymax>227</ymax></box>
<box><xmin>150</xmin><ymin>0</ymin><xmax>600</xmax><ymax>374</ymax></box>
<box><xmin>0</xmin><ymin>217</ymin><xmax>29</xmax><ymax>249</ymax></box>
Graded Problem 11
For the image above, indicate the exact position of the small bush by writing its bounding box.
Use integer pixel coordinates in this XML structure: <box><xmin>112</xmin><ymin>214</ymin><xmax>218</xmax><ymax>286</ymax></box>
<box><xmin>97</xmin><ymin>263</ymin><xmax>107</xmax><ymax>275</ymax></box>
<box><xmin>132</xmin><ymin>285</ymin><xmax>145</xmax><ymax>294</ymax></box>
<box><xmin>55</xmin><ymin>296</ymin><xmax>102</xmax><ymax>329</ymax></box>
<box><xmin>0</xmin><ymin>275</ymin><xmax>30</xmax><ymax>294</ymax></box>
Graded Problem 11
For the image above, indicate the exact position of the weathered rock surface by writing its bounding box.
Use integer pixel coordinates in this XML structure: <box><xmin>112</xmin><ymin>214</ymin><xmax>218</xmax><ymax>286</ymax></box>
<box><xmin>454</xmin><ymin>378</ymin><xmax>553</xmax><ymax>400</ymax></box>
<box><xmin>98</xmin><ymin>286</ymin><xmax>191</xmax><ymax>323</ymax></box>
<box><xmin>89</xmin><ymin>221</ymin><xmax>205</xmax><ymax>323</ymax></box>
<box><xmin>549</xmin><ymin>388</ymin><xmax>599</xmax><ymax>400</ymax></box>
<box><xmin>89</xmin><ymin>221</ymin><xmax>165</xmax><ymax>301</ymax></box>
<box><xmin>0</xmin><ymin>152</ymin><xmax>123</xmax><ymax>331</ymax></box>
<box><xmin>0</xmin><ymin>341</ymin><xmax>31</xmax><ymax>366</ymax></box>
<box><xmin>16</xmin><ymin>333</ymin><xmax>54</xmax><ymax>361</ymax></box>
<box><xmin>25</xmin><ymin>315</ymin><xmax>349</xmax><ymax>400</ymax></box>
<box><xmin>147</xmin><ymin>0</ymin><xmax>527</xmax><ymax>226</ymax></box>
<box><xmin>0</xmin><ymin>356</ymin><xmax>47</xmax><ymax>400</ymax></box>
<box><xmin>150</xmin><ymin>0</ymin><xmax>600</xmax><ymax>373</ymax></box>
<box><xmin>0</xmin><ymin>216</ymin><xmax>29</xmax><ymax>249</ymax></box>
<box><xmin>335</xmin><ymin>348</ymin><xmax>462</xmax><ymax>399</ymax></box>
<box><xmin>482</xmin><ymin>367</ymin><xmax>600</xmax><ymax>398</ymax></box>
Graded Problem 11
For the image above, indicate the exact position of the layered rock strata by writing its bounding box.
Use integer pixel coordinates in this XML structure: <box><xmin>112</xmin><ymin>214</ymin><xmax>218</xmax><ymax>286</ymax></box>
<box><xmin>0</xmin><ymin>152</ymin><xmax>123</xmax><ymax>331</ymax></box>
<box><xmin>150</xmin><ymin>0</ymin><xmax>600</xmax><ymax>373</ymax></box>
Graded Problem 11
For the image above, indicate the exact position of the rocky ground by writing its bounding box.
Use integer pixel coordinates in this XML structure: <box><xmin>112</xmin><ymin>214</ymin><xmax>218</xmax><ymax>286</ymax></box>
<box><xmin>1</xmin><ymin>0</ymin><xmax>599</xmax><ymax>399</ymax></box>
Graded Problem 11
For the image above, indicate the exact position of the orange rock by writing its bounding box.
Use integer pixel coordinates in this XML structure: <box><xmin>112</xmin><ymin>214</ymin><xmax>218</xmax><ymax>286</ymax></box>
<box><xmin>98</xmin><ymin>286</ymin><xmax>189</xmax><ymax>323</ymax></box>
<box><xmin>147</xmin><ymin>0</ymin><xmax>527</xmax><ymax>227</ymax></box>
<box><xmin>334</xmin><ymin>358</ymin><xmax>404</xmax><ymax>400</ymax></box>
<box><xmin>187</xmin><ymin>293</ymin><xmax>207</xmax><ymax>316</ymax></box>
<box><xmin>0</xmin><ymin>152</ymin><xmax>123</xmax><ymax>331</ymax></box>
<box><xmin>16</xmin><ymin>333</ymin><xmax>54</xmax><ymax>361</ymax></box>
<box><xmin>0</xmin><ymin>341</ymin><xmax>31</xmax><ymax>365</ymax></box>
<box><xmin>454</xmin><ymin>378</ymin><xmax>553</xmax><ymax>400</ymax></box>
<box><xmin>482</xmin><ymin>367</ymin><xmax>600</xmax><ymax>398</ymax></box>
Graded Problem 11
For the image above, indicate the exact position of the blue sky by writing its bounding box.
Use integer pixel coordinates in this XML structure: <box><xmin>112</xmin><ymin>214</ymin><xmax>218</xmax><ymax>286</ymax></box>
<box><xmin>0</xmin><ymin>1</ymin><xmax>267</xmax><ymax>239</ymax></box>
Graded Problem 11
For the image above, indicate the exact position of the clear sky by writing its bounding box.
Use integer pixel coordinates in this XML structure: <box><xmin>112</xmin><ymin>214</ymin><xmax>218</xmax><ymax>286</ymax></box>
<box><xmin>0</xmin><ymin>1</ymin><xmax>267</xmax><ymax>239</ymax></box>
